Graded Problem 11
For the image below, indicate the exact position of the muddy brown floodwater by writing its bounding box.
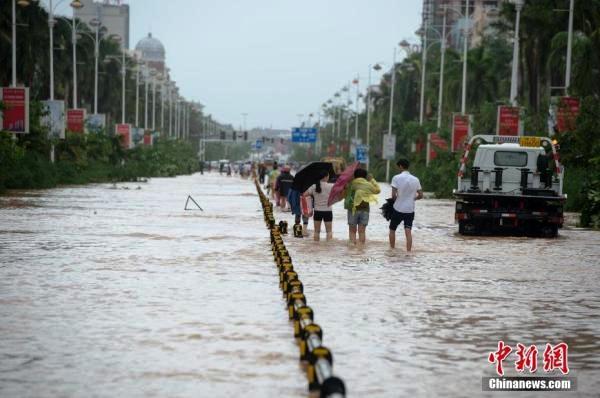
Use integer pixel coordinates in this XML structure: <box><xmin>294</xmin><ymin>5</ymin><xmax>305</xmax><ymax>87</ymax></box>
<box><xmin>1</xmin><ymin>172</ymin><xmax>599</xmax><ymax>397</ymax></box>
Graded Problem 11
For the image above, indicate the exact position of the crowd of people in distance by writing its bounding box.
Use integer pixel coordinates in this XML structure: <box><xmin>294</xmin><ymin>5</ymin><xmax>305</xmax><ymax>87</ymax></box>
<box><xmin>258</xmin><ymin>159</ymin><xmax>423</xmax><ymax>251</ymax></box>
<box><xmin>208</xmin><ymin>161</ymin><xmax>255</xmax><ymax>178</ymax></box>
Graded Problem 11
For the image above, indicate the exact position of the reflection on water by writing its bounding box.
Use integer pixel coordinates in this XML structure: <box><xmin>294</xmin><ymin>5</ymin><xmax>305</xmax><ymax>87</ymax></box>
<box><xmin>1</xmin><ymin>173</ymin><xmax>599</xmax><ymax>397</ymax></box>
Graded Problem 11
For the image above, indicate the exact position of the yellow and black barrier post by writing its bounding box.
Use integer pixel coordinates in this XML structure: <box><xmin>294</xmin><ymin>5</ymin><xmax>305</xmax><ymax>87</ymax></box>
<box><xmin>254</xmin><ymin>179</ymin><xmax>346</xmax><ymax>398</ymax></box>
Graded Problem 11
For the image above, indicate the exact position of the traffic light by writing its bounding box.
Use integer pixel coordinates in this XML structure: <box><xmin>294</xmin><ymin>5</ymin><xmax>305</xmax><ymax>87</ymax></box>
<box><xmin>220</xmin><ymin>130</ymin><xmax>225</xmax><ymax>140</ymax></box>
<box><xmin>232</xmin><ymin>131</ymin><xmax>237</xmax><ymax>141</ymax></box>
<box><xmin>243</xmin><ymin>131</ymin><xmax>248</xmax><ymax>141</ymax></box>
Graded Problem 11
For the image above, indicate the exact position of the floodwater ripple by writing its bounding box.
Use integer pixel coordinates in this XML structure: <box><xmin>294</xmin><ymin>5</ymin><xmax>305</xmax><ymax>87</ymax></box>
<box><xmin>1</xmin><ymin>173</ymin><xmax>599</xmax><ymax>398</ymax></box>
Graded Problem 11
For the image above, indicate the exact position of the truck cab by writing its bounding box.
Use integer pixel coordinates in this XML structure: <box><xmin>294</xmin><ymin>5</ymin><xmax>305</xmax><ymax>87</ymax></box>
<box><xmin>454</xmin><ymin>135</ymin><xmax>565</xmax><ymax>237</ymax></box>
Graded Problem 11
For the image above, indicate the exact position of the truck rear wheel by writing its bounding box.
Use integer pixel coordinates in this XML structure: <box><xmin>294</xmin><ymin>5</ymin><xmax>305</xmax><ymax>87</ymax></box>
<box><xmin>540</xmin><ymin>224</ymin><xmax>559</xmax><ymax>238</ymax></box>
<box><xmin>458</xmin><ymin>220</ymin><xmax>479</xmax><ymax>235</ymax></box>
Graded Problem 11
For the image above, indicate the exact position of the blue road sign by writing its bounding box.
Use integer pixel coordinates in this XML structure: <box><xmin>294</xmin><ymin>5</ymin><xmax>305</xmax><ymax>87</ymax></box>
<box><xmin>291</xmin><ymin>127</ymin><xmax>318</xmax><ymax>143</ymax></box>
<box><xmin>255</xmin><ymin>139</ymin><xmax>263</xmax><ymax>149</ymax></box>
<box><xmin>356</xmin><ymin>145</ymin><xmax>369</xmax><ymax>163</ymax></box>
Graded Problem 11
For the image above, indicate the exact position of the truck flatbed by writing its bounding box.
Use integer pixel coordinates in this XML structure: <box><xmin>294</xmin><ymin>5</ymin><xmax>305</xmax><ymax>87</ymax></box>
<box><xmin>454</xmin><ymin>190</ymin><xmax>566</xmax><ymax>202</ymax></box>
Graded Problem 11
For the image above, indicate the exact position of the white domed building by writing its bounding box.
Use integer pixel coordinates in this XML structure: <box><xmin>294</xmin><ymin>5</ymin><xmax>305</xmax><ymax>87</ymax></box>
<box><xmin>135</xmin><ymin>33</ymin><xmax>166</xmax><ymax>73</ymax></box>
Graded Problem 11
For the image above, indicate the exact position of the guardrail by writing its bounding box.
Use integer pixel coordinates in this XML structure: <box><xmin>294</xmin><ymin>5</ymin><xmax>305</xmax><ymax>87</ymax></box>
<box><xmin>254</xmin><ymin>179</ymin><xmax>346</xmax><ymax>398</ymax></box>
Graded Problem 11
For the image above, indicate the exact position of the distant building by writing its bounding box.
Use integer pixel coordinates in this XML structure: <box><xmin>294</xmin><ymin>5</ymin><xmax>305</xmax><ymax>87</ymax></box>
<box><xmin>422</xmin><ymin>0</ymin><xmax>506</xmax><ymax>49</ymax></box>
<box><xmin>75</xmin><ymin>0</ymin><xmax>130</xmax><ymax>49</ymax></box>
<box><xmin>135</xmin><ymin>33</ymin><xmax>166</xmax><ymax>74</ymax></box>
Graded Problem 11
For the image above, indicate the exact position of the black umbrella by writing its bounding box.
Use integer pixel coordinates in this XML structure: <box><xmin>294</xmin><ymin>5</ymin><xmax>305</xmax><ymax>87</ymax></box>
<box><xmin>291</xmin><ymin>162</ymin><xmax>335</xmax><ymax>193</ymax></box>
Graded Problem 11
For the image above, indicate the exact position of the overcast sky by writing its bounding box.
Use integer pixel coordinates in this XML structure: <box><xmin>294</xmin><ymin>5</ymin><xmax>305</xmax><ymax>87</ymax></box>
<box><xmin>126</xmin><ymin>0</ymin><xmax>423</xmax><ymax>130</ymax></box>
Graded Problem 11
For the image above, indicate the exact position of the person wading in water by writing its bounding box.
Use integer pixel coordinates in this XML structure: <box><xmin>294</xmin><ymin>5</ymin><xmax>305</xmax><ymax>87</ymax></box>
<box><xmin>344</xmin><ymin>168</ymin><xmax>380</xmax><ymax>245</ymax></box>
<box><xmin>389</xmin><ymin>158</ymin><xmax>423</xmax><ymax>251</ymax></box>
<box><xmin>304</xmin><ymin>171</ymin><xmax>334</xmax><ymax>241</ymax></box>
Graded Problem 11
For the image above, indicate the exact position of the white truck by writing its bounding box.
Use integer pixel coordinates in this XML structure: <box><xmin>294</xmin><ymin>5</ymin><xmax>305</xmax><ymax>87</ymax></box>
<box><xmin>454</xmin><ymin>135</ymin><xmax>566</xmax><ymax>237</ymax></box>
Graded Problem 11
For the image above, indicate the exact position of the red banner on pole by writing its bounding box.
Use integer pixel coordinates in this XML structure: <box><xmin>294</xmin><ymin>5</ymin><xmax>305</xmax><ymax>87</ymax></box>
<box><xmin>427</xmin><ymin>132</ymin><xmax>448</xmax><ymax>165</ymax></box>
<box><xmin>0</xmin><ymin>87</ymin><xmax>29</xmax><ymax>133</ymax></box>
<box><xmin>496</xmin><ymin>106</ymin><xmax>520</xmax><ymax>136</ymax></box>
<box><xmin>116</xmin><ymin>124</ymin><xmax>131</xmax><ymax>149</ymax></box>
<box><xmin>556</xmin><ymin>96</ymin><xmax>579</xmax><ymax>133</ymax></box>
<box><xmin>143</xmin><ymin>131</ymin><xmax>153</xmax><ymax>146</ymax></box>
<box><xmin>452</xmin><ymin>114</ymin><xmax>471</xmax><ymax>152</ymax></box>
<box><xmin>66</xmin><ymin>109</ymin><xmax>86</xmax><ymax>133</ymax></box>
<box><xmin>415</xmin><ymin>137</ymin><xmax>426</xmax><ymax>153</ymax></box>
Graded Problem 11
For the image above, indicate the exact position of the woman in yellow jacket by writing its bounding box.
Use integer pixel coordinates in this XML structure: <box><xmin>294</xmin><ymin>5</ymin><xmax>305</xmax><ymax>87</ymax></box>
<box><xmin>344</xmin><ymin>168</ymin><xmax>381</xmax><ymax>245</ymax></box>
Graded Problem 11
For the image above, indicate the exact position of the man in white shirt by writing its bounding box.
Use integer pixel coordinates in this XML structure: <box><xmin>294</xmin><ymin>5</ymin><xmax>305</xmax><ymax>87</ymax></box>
<box><xmin>389</xmin><ymin>158</ymin><xmax>423</xmax><ymax>251</ymax></box>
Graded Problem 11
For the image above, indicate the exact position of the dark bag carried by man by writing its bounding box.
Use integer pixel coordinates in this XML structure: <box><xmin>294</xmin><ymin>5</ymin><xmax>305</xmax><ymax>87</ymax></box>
<box><xmin>380</xmin><ymin>198</ymin><xmax>395</xmax><ymax>221</ymax></box>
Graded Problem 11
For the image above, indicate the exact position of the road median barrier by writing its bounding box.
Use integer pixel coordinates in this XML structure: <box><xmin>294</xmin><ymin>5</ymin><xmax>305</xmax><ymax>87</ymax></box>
<box><xmin>254</xmin><ymin>179</ymin><xmax>346</xmax><ymax>398</ymax></box>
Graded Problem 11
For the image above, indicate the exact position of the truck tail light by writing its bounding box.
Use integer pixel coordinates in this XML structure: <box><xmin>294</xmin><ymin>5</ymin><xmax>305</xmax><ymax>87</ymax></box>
<box><xmin>456</xmin><ymin>213</ymin><xmax>468</xmax><ymax>220</ymax></box>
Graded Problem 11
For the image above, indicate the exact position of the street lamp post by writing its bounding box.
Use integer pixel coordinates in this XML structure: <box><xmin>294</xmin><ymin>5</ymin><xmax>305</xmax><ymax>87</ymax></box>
<box><xmin>187</xmin><ymin>104</ymin><xmax>190</xmax><ymax>139</ymax></box>
<box><xmin>168</xmin><ymin>84</ymin><xmax>174</xmax><ymax>137</ymax></box>
<box><xmin>461</xmin><ymin>0</ymin><xmax>470</xmax><ymax>114</ymax></box>
<box><xmin>334</xmin><ymin>92</ymin><xmax>341</xmax><ymax>141</ymax></box>
<box><xmin>92</xmin><ymin>14</ymin><xmax>100</xmax><ymax>114</ymax></box>
<box><xmin>71</xmin><ymin>17</ymin><xmax>77</xmax><ymax>107</ymax></box>
<box><xmin>144</xmin><ymin>67</ymin><xmax>149</xmax><ymax>129</ymax></box>
<box><xmin>182</xmin><ymin>103</ymin><xmax>185</xmax><ymax>139</ymax></box>
<box><xmin>47</xmin><ymin>1</ymin><xmax>83</xmax><ymax>99</ymax></box>
<box><xmin>386</xmin><ymin>46</ymin><xmax>398</xmax><ymax>182</ymax></box>
<box><xmin>565</xmin><ymin>0</ymin><xmax>574</xmax><ymax>94</ymax></box>
<box><xmin>175</xmin><ymin>98</ymin><xmax>180</xmax><ymax>139</ymax></box>
<box><xmin>151</xmin><ymin>70</ymin><xmax>157</xmax><ymax>131</ymax></box>
<box><xmin>343</xmin><ymin>86</ymin><xmax>350</xmax><ymax>142</ymax></box>
<box><xmin>58</xmin><ymin>6</ymin><xmax>89</xmax><ymax>109</ymax></box>
<box><xmin>353</xmin><ymin>78</ymin><xmax>360</xmax><ymax>142</ymax></box>
<box><xmin>160</xmin><ymin>76</ymin><xmax>165</xmax><ymax>130</ymax></box>
<box><xmin>11</xmin><ymin>0</ymin><xmax>17</xmax><ymax>87</ymax></box>
<box><xmin>11</xmin><ymin>0</ymin><xmax>32</xmax><ymax>87</ymax></box>
<box><xmin>121</xmin><ymin>51</ymin><xmax>125</xmax><ymax>123</ymax></box>
<box><xmin>135</xmin><ymin>61</ymin><xmax>141</xmax><ymax>126</ymax></box>
<box><xmin>437</xmin><ymin>9</ymin><xmax>447</xmax><ymax>130</ymax></box>
<box><xmin>48</xmin><ymin>0</ymin><xmax>57</xmax><ymax>98</ymax></box>
<box><xmin>174</xmin><ymin>98</ymin><xmax>178</xmax><ymax>138</ymax></box>
<box><xmin>107</xmin><ymin>55</ymin><xmax>127</xmax><ymax>124</ymax></box>
<box><xmin>366</xmin><ymin>63</ymin><xmax>383</xmax><ymax>169</ymax></box>
<box><xmin>510</xmin><ymin>0</ymin><xmax>524</xmax><ymax>106</ymax></box>
<box><xmin>419</xmin><ymin>18</ymin><xmax>428</xmax><ymax>125</ymax></box>
<box><xmin>182</xmin><ymin>101</ymin><xmax>186</xmax><ymax>139</ymax></box>
<box><xmin>76</xmin><ymin>25</ymin><xmax>102</xmax><ymax>113</ymax></box>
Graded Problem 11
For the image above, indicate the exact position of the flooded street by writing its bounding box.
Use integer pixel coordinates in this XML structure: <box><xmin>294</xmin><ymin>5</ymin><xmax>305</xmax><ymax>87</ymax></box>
<box><xmin>1</xmin><ymin>172</ymin><xmax>599</xmax><ymax>397</ymax></box>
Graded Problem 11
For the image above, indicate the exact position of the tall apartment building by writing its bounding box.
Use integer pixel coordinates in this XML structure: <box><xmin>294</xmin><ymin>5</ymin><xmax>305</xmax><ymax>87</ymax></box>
<box><xmin>422</xmin><ymin>0</ymin><xmax>506</xmax><ymax>49</ymax></box>
<box><xmin>74</xmin><ymin>0</ymin><xmax>130</xmax><ymax>49</ymax></box>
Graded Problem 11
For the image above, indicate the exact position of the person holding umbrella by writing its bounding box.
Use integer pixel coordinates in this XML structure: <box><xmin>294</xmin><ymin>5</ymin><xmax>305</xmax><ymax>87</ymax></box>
<box><xmin>303</xmin><ymin>171</ymin><xmax>334</xmax><ymax>241</ymax></box>
<box><xmin>289</xmin><ymin>162</ymin><xmax>336</xmax><ymax>237</ymax></box>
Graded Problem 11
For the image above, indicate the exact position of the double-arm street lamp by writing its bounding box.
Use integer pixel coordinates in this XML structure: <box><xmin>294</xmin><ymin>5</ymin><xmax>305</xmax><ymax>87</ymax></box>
<box><xmin>366</xmin><ymin>63</ymin><xmax>383</xmax><ymax>160</ymax></box>
<box><xmin>352</xmin><ymin>77</ymin><xmax>360</xmax><ymax>142</ymax></box>
<box><xmin>104</xmin><ymin>37</ymin><xmax>129</xmax><ymax>124</ymax></box>
<box><xmin>334</xmin><ymin>92</ymin><xmax>341</xmax><ymax>141</ymax></box>
<box><xmin>151</xmin><ymin>69</ymin><xmax>157</xmax><ymax>130</ymax></box>
<box><xmin>386</xmin><ymin>45</ymin><xmax>398</xmax><ymax>182</ymax></box>
<box><xmin>417</xmin><ymin>0</ymin><xmax>473</xmax><ymax>129</ymax></box>
<box><xmin>46</xmin><ymin>0</ymin><xmax>83</xmax><ymax>98</ymax></box>
<box><xmin>134</xmin><ymin>59</ymin><xmax>143</xmax><ymax>127</ymax></box>
<box><xmin>54</xmin><ymin>1</ymin><xmax>102</xmax><ymax>109</ymax></box>
<box><xmin>419</xmin><ymin>7</ymin><xmax>451</xmax><ymax>130</ymax></box>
